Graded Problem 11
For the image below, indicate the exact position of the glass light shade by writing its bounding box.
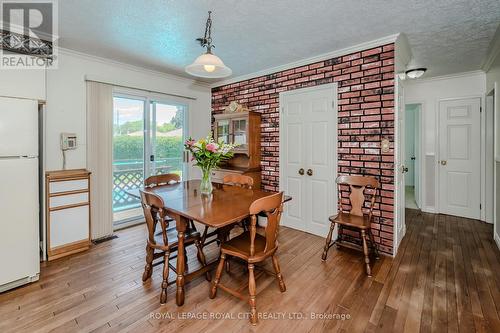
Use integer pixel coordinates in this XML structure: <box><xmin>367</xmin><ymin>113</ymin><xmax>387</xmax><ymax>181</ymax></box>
<box><xmin>405</xmin><ymin>68</ymin><xmax>427</xmax><ymax>79</ymax></box>
<box><xmin>185</xmin><ymin>52</ymin><xmax>232</xmax><ymax>78</ymax></box>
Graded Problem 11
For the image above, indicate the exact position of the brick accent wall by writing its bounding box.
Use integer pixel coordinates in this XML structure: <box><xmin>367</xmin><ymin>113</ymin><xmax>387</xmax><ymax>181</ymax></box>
<box><xmin>212</xmin><ymin>43</ymin><xmax>395</xmax><ymax>254</ymax></box>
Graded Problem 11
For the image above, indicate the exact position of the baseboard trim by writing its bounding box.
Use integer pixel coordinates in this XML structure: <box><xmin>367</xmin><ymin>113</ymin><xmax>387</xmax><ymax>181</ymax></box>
<box><xmin>421</xmin><ymin>206</ymin><xmax>436</xmax><ymax>214</ymax></box>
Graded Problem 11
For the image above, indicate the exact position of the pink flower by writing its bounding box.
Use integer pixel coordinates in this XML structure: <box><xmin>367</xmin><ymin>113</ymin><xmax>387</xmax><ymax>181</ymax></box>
<box><xmin>186</xmin><ymin>139</ymin><xmax>195</xmax><ymax>146</ymax></box>
<box><xmin>206</xmin><ymin>143</ymin><xmax>218</xmax><ymax>153</ymax></box>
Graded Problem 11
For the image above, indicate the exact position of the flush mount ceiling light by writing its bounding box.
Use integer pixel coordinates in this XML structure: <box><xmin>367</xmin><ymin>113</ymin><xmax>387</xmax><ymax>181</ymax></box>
<box><xmin>405</xmin><ymin>68</ymin><xmax>427</xmax><ymax>79</ymax></box>
<box><xmin>185</xmin><ymin>11</ymin><xmax>232</xmax><ymax>79</ymax></box>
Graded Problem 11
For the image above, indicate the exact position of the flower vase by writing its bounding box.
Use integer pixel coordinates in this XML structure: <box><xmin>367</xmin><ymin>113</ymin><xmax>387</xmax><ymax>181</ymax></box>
<box><xmin>200</xmin><ymin>168</ymin><xmax>213</xmax><ymax>195</ymax></box>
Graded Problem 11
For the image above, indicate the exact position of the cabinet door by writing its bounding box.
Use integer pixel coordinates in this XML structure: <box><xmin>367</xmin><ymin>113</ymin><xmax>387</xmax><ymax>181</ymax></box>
<box><xmin>50</xmin><ymin>205</ymin><xmax>89</xmax><ymax>248</ymax></box>
<box><xmin>231</xmin><ymin>118</ymin><xmax>248</xmax><ymax>149</ymax></box>
<box><xmin>216</xmin><ymin>119</ymin><xmax>230</xmax><ymax>144</ymax></box>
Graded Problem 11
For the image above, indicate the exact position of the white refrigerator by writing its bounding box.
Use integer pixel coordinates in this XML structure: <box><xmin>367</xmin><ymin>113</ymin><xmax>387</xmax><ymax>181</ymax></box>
<box><xmin>0</xmin><ymin>96</ymin><xmax>40</xmax><ymax>292</ymax></box>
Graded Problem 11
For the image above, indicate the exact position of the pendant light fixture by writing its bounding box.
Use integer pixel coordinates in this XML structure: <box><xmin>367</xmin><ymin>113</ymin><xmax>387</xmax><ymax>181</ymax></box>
<box><xmin>185</xmin><ymin>11</ymin><xmax>232</xmax><ymax>79</ymax></box>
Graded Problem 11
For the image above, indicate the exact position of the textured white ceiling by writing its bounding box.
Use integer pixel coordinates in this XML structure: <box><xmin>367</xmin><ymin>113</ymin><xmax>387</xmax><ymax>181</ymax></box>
<box><xmin>57</xmin><ymin>0</ymin><xmax>500</xmax><ymax>82</ymax></box>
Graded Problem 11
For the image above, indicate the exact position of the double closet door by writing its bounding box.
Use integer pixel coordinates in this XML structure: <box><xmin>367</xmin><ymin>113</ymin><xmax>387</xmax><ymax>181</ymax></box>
<box><xmin>112</xmin><ymin>94</ymin><xmax>188</xmax><ymax>222</ymax></box>
<box><xmin>280</xmin><ymin>85</ymin><xmax>337</xmax><ymax>237</ymax></box>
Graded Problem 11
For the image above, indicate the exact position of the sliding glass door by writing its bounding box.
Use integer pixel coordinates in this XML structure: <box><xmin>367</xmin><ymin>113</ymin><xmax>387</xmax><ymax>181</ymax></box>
<box><xmin>112</xmin><ymin>95</ymin><xmax>188</xmax><ymax>224</ymax></box>
<box><xmin>149</xmin><ymin>101</ymin><xmax>187</xmax><ymax>179</ymax></box>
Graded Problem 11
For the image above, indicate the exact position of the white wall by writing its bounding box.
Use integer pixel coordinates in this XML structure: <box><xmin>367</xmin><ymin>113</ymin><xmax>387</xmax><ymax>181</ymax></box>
<box><xmin>45</xmin><ymin>49</ymin><xmax>211</xmax><ymax>175</ymax></box>
<box><xmin>0</xmin><ymin>69</ymin><xmax>46</xmax><ymax>100</ymax></box>
<box><xmin>404</xmin><ymin>71</ymin><xmax>487</xmax><ymax>214</ymax></box>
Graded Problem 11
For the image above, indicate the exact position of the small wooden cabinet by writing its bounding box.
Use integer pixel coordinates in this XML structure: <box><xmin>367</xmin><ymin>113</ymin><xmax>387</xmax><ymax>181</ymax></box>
<box><xmin>213</xmin><ymin>111</ymin><xmax>261</xmax><ymax>187</ymax></box>
<box><xmin>46</xmin><ymin>169</ymin><xmax>91</xmax><ymax>261</ymax></box>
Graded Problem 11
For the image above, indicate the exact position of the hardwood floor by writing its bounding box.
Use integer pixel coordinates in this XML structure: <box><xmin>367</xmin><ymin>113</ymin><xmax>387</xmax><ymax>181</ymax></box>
<box><xmin>1</xmin><ymin>209</ymin><xmax>499</xmax><ymax>332</ymax></box>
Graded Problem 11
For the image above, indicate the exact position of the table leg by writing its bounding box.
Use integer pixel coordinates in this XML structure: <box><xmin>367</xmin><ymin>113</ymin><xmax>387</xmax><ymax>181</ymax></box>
<box><xmin>175</xmin><ymin>215</ymin><xmax>188</xmax><ymax>306</ymax></box>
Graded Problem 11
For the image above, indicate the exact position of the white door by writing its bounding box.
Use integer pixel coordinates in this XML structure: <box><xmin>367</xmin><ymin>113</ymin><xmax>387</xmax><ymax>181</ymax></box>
<box><xmin>438</xmin><ymin>98</ymin><xmax>481</xmax><ymax>219</ymax></box>
<box><xmin>394</xmin><ymin>78</ymin><xmax>406</xmax><ymax>255</ymax></box>
<box><xmin>280</xmin><ymin>84</ymin><xmax>337</xmax><ymax>237</ymax></box>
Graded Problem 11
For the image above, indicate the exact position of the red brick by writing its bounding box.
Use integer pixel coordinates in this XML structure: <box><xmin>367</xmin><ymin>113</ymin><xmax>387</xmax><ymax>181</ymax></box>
<box><xmin>362</xmin><ymin>47</ymin><xmax>382</xmax><ymax>57</ymax></box>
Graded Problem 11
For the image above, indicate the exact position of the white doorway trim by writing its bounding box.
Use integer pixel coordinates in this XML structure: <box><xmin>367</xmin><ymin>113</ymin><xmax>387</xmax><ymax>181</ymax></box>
<box><xmin>394</xmin><ymin>78</ymin><xmax>406</xmax><ymax>257</ymax></box>
<box><xmin>404</xmin><ymin>103</ymin><xmax>423</xmax><ymax>210</ymax></box>
<box><xmin>485</xmin><ymin>91</ymin><xmax>495</xmax><ymax>224</ymax></box>
<box><xmin>278</xmin><ymin>83</ymin><xmax>338</xmax><ymax>237</ymax></box>
<box><xmin>405</xmin><ymin>99</ymin><xmax>428</xmax><ymax>212</ymax></box>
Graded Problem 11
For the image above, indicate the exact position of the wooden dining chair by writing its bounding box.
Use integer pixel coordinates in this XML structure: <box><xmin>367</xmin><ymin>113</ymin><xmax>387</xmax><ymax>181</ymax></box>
<box><xmin>144</xmin><ymin>173</ymin><xmax>180</xmax><ymax>187</ymax></box>
<box><xmin>145</xmin><ymin>173</ymin><xmax>199</xmax><ymax>235</ymax></box>
<box><xmin>222</xmin><ymin>174</ymin><xmax>254</xmax><ymax>189</ymax></box>
<box><xmin>209</xmin><ymin>192</ymin><xmax>286</xmax><ymax>325</ymax></box>
<box><xmin>140</xmin><ymin>190</ymin><xmax>209</xmax><ymax>304</ymax></box>
<box><xmin>322</xmin><ymin>175</ymin><xmax>380</xmax><ymax>276</ymax></box>
<box><xmin>199</xmin><ymin>174</ymin><xmax>255</xmax><ymax>250</ymax></box>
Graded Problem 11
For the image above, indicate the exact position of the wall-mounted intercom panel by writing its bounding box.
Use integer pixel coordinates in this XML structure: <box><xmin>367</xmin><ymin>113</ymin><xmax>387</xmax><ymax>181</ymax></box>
<box><xmin>60</xmin><ymin>133</ymin><xmax>77</xmax><ymax>150</ymax></box>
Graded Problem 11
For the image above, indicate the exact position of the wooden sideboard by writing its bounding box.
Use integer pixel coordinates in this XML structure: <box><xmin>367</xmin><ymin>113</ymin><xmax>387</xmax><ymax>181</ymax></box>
<box><xmin>213</xmin><ymin>111</ymin><xmax>261</xmax><ymax>188</ymax></box>
<box><xmin>46</xmin><ymin>169</ymin><xmax>91</xmax><ymax>261</ymax></box>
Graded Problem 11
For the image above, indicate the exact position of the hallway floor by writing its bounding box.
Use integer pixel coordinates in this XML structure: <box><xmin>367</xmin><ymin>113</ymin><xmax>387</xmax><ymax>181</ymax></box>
<box><xmin>405</xmin><ymin>186</ymin><xmax>418</xmax><ymax>209</ymax></box>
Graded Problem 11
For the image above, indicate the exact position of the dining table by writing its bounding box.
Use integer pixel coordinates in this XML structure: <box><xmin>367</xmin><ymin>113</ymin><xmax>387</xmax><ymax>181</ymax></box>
<box><xmin>126</xmin><ymin>179</ymin><xmax>291</xmax><ymax>306</ymax></box>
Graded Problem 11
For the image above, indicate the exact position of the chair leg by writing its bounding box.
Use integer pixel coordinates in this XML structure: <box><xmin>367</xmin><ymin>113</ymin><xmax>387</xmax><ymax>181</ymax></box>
<box><xmin>368</xmin><ymin>230</ymin><xmax>380</xmax><ymax>260</ymax></box>
<box><xmin>248</xmin><ymin>263</ymin><xmax>257</xmax><ymax>325</ymax></box>
<box><xmin>361</xmin><ymin>230</ymin><xmax>371</xmax><ymax>277</ymax></box>
<box><xmin>142</xmin><ymin>244</ymin><xmax>154</xmax><ymax>282</ymax></box>
<box><xmin>322</xmin><ymin>222</ymin><xmax>336</xmax><ymax>261</ymax></box>
<box><xmin>210</xmin><ymin>253</ymin><xmax>226</xmax><ymax>299</ymax></box>
<box><xmin>271</xmin><ymin>255</ymin><xmax>286</xmax><ymax>292</ymax></box>
<box><xmin>336</xmin><ymin>225</ymin><xmax>343</xmax><ymax>249</ymax></box>
<box><xmin>200</xmin><ymin>226</ymin><xmax>209</xmax><ymax>248</ymax></box>
<box><xmin>160</xmin><ymin>250</ymin><xmax>170</xmax><ymax>304</ymax></box>
<box><xmin>225</xmin><ymin>232</ymin><xmax>231</xmax><ymax>273</ymax></box>
<box><xmin>195</xmin><ymin>239</ymin><xmax>211</xmax><ymax>281</ymax></box>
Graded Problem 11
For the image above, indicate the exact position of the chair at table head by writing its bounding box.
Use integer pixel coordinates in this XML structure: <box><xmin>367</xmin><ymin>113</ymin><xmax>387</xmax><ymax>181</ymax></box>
<box><xmin>223</xmin><ymin>174</ymin><xmax>254</xmax><ymax>189</ymax></box>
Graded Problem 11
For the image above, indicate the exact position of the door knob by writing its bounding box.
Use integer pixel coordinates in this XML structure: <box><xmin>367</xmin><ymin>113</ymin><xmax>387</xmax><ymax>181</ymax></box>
<box><xmin>298</xmin><ymin>168</ymin><xmax>304</xmax><ymax>175</ymax></box>
<box><xmin>307</xmin><ymin>169</ymin><xmax>313</xmax><ymax>176</ymax></box>
<box><xmin>440</xmin><ymin>160</ymin><xmax>447</xmax><ymax>166</ymax></box>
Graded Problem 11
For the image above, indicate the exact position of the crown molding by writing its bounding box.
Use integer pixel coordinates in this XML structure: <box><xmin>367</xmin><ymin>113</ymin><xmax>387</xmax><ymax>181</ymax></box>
<box><xmin>211</xmin><ymin>34</ymin><xmax>400</xmax><ymax>88</ymax></box>
<box><xmin>57</xmin><ymin>47</ymin><xmax>212</xmax><ymax>88</ymax></box>
<box><xmin>481</xmin><ymin>24</ymin><xmax>500</xmax><ymax>72</ymax></box>
<box><xmin>404</xmin><ymin>70</ymin><xmax>485</xmax><ymax>85</ymax></box>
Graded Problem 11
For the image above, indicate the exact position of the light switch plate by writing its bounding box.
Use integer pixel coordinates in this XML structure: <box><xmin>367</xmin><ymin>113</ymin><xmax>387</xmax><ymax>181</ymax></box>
<box><xmin>381</xmin><ymin>138</ymin><xmax>390</xmax><ymax>153</ymax></box>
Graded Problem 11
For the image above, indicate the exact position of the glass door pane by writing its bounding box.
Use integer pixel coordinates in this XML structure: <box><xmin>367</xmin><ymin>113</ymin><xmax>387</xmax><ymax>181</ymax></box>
<box><xmin>232</xmin><ymin>118</ymin><xmax>247</xmax><ymax>147</ymax></box>
<box><xmin>216</xmin><ymin>119</ymin><xmax>230</xmax><ymax>144</ymax></box>
<box><xmin>112</xmin><ymin>96</ymin><xmax>145</xmax><ymax>223</ymax></box>
<box><xmin>150</xmin><ymin>101</ymin><xmax>186</xmax><ymax>179</ymax></box>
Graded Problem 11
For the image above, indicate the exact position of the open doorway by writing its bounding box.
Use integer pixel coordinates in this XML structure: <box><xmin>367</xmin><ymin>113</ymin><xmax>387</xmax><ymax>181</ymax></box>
<box><xmin>405</xmin><ymin>103</ymin><xmax>421</xmax><ymax>210</ymax></box>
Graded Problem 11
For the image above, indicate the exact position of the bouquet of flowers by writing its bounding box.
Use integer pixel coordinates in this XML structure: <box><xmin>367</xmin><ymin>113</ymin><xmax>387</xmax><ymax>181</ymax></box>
<box><xmin>184</xmin><ymin>135</ymin><xmax>238</xmax><ymax>194</ymax></box>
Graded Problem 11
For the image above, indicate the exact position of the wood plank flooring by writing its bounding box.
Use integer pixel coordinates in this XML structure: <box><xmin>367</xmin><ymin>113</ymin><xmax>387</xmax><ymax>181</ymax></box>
<box><xmin>1</xmin><ymin>209</ymin><xmax>499</xmax><ymax>332</ymax></box>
